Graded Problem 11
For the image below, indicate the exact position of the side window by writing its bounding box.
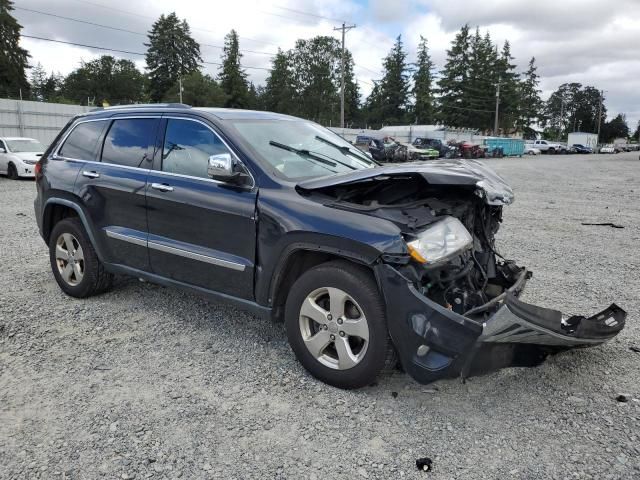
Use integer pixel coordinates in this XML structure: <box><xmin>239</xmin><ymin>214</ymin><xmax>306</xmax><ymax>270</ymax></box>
<box><xmin>59</xmin><ymin>121</ymin><xmax>106</xmax><ymax>160</ymax></box>
<box><xmin>161</xmin><ymin>119</ymin><xmax>232</xmax><ymax>179</ymax></box>
<box><xmin>101</xmin><ymin>118</ymin><xmax>158</xmax><ymax>168</ymax></box>
<box><xmin>0</xmin><ymin>140</ymin><xmax>6</xmax><ymax>151</ymax></box>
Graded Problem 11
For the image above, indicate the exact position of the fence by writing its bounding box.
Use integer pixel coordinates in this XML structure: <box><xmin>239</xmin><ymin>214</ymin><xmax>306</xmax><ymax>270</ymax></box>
<box><xmin>328</xmin><ymin>125</ymin><xmax>495</xmax><ymax>145</ymax></box>
<box><xmin>0</xmin><ymin>99</ymin><xmax>92</xmax><ymax>146</ymax></box>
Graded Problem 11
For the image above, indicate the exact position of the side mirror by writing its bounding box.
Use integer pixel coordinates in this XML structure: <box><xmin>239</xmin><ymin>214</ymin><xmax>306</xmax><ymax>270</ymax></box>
<box><xmin>207</xmin><ymin>153</ymin><xmax>234</xmax><ymax>181</ymax></box>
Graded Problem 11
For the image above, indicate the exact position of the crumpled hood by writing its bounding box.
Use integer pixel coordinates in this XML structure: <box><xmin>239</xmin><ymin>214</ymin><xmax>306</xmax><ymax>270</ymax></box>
<box><xmin>297</xmin><ymin>159</ymin><xmax>514</xmax><ymax>205</ymax></box>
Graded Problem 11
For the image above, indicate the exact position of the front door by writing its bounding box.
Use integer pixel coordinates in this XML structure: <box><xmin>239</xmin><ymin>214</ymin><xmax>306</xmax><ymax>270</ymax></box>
<box><xmin>145</xmin><ymin>117</ymin><xmax>257</xmax><ymax>300</ymax></box>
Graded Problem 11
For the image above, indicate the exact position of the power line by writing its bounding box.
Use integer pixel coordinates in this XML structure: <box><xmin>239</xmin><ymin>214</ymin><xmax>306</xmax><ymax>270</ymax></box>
<box><xmin>21</xmin><ymin>34</ymin><xmax>272</xmax><ymax>70</ymax></box>
<box><xmin>16</xmin><ymin>6</ymin><xmax>277</xmax><ymax>57</ymax></box>
<box><xmin>272</xmin><ymin>5</ymin><xmax>347</xmax><ymax>23</ymax></box>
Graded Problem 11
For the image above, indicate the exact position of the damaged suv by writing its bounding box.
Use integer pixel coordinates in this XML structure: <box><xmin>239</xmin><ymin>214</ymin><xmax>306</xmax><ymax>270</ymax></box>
<box><xmin>34</xmin><ymin>105</ymin><xmax>626</xmax><ymax>389</ymax></box>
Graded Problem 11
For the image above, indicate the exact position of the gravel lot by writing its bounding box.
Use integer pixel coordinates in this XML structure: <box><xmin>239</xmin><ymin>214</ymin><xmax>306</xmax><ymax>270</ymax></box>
<box><xmin>1</xmin><ymin>152</ymin><xmax>639</xmax><ymax>480</ymax></box>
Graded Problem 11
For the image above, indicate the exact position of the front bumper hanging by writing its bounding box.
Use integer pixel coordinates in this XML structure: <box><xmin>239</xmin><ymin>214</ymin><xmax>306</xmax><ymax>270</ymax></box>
<box><xmin>375</xmin><ymin>264</ymin><xmax>627</xmax><ymax>385</ymax></box>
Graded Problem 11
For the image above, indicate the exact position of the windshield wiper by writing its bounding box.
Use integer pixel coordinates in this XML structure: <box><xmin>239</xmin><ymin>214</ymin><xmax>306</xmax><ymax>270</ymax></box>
<box><xmin>314</xmin><ymin>135</ymin><xmax>376</xmax><ymax>166</ymax></box>
<box><xmin>269</xmin><ymin>140</ymin><xmax>356</xmax><ymax>170</ymax></box>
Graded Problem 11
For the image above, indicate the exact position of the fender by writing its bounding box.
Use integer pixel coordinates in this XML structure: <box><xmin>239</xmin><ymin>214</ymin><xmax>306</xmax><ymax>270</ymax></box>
<box><xmin>42</xmin><ymin>197</ymin><xmax>106</xmax><ymax>261</ymax></box>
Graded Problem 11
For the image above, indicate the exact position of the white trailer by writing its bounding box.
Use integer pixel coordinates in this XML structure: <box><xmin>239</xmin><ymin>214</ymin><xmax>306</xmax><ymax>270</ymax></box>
<box><xmin>567</xmin><ymin>132</ymin><xmax>598</xmax><ymax>149</ymax></box>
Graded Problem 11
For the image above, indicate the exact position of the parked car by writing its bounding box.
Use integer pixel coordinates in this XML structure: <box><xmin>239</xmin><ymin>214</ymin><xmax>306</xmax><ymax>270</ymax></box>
<box><xmin>389</xmin><ymin>138</ymin><xmax>439</xmax><ymax>161</ymax></box>
<box><xmin>354</xmin><ymin>135</ymin><xmax>399</xmax><ymax>162</ymax></box>
<box><xmin>598</xmin><ymin>144</ymin><xmax>616</xmax><ymax>154</ymax></box>
<box><xmin>570</xmin><ymin>144</ymin><xmax>593</xmax><ymax>154</ymax></box>
<box><xmin>526</xmin><ymin>140</ymin><xmax>568</xmax><ymax>154</ymax></box>
<box><xmin>0</xmin><ymin>136</ymin><xmax>45</xmax><ymax>179</ymax></box>
<box><xmin>412</xmin><ymin>138</ymin><xmax>458</xmax><ymax>158</ymax></box>
<box><xmin>34</xmin><ymin>105</ymin><xmax>626</xmax><ymax>388</ymax></box>
<box><xmin>524</xmin><ymin>145</ymin><xmax>541</xmax><ymax>155</ymax></box>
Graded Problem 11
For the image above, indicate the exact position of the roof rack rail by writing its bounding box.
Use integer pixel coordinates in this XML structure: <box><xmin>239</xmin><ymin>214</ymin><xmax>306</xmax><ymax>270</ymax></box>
<box><xmin>91</xmin><ymin>103</ymin><xmax>191</xmax><ymax>111</ymax></box>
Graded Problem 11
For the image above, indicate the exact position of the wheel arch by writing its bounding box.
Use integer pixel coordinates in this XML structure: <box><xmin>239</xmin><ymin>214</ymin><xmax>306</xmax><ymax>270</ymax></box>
<box><xmin>42</xmin><ymin>198</ymin><xmax>102</xmax><ymax>260</ymax></box>
<box><xmin>268</xmin><ymin>245</ymin><xmax>379</xmax><ymax>322</ymax></box>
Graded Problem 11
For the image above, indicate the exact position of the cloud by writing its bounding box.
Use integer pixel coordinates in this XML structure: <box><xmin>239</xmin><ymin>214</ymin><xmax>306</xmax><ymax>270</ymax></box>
<box><xmin>14</xmin><ymin>0</ymin><xmax>640</xmax><ymax>127</ymax></box>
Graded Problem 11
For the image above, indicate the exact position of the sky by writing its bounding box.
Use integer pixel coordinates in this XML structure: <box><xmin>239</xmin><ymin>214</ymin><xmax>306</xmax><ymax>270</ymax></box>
<box><xmin>14</xmin><ymin>0</ymin><xmax>640</xmax><ymax>130</ymax></box>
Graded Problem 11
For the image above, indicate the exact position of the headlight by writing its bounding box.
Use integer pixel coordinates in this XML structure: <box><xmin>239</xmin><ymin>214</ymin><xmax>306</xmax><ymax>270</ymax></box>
<box><xmin>406</xmin><ymin>216</ymin><xmax>473</xmax><ymax>265</ymax></box>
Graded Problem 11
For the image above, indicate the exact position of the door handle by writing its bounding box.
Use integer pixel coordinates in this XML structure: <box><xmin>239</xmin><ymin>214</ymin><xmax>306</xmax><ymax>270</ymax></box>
<box><xmin>82</xmin><ymin>170</ymin><xmax>100</xmax><ymax>179</ymax></box>
<box><xmin>151</xmin><ymin>182</ymin><xmax>174</xmax><ymax>192</ymax></box>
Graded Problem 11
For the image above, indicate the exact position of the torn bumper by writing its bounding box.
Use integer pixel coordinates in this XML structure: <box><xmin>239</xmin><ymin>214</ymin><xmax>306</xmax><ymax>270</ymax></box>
<box><xmin>375</xmin><ymin>264</ymin><xmax>627</xmax><ymax>384</ymax></box>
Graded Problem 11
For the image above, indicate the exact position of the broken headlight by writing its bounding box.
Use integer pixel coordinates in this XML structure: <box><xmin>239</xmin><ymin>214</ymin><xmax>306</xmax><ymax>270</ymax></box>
<box><xmin>406</xmin><ymin>216</ymin><xmax>473</xmax><ymax>265</ymax></box>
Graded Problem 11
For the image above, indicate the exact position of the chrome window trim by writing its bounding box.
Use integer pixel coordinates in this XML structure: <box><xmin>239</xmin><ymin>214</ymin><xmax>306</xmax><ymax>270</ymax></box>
<box><xmin>63</xmin><ymin>158</ymin><xmax>151</xmax><ymax>173</ymax></box>
<box><xmin>147</xmin><ymin>240</ymin><xmax>246</xmax><ymax>271</ymax></box>
<box><xmin>161</xmin><ymin>116</ymin><xmax>256</xmax><ymax>189</ymax></box>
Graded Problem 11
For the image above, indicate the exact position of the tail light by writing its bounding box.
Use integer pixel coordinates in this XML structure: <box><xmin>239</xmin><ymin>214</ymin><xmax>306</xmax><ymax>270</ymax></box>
<box><xmin>34</xmin><ymin>160</ymin><xmax>42</xmax><ymax>176</ymax></box>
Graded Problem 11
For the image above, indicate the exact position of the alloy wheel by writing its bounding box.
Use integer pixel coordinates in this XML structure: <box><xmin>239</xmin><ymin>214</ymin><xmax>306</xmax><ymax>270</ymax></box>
<box><xmin>55</xmin><ymin>233</ymin><xmax>85</xmax><ymax>286</ymax></box>
<box><xmin>298</xmin><ymin>287</ymin><xmax>370</xmax><ymax>370</ymax></box>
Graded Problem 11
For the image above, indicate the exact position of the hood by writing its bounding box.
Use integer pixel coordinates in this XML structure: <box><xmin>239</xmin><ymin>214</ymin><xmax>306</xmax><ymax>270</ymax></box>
<box><xmin>13</xmin><ymin>152</ymin><xmax>43</xmax><ymax>161</ymax></box>
<box><xmin>297</xmin><ymin>159</ymin><xmax>514</xmax><ymax>206</ymax></box>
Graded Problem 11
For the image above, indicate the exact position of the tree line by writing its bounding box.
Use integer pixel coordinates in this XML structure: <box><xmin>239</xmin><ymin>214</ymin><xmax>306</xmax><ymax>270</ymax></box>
<box><xmin>1</xmin><ymin>0</ymin><xmax>636</xmax><ymax>141</ymax></box>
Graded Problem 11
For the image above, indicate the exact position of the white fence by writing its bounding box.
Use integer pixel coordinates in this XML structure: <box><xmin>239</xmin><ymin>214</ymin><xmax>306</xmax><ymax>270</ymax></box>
<box><xmin>329</xmin><ymin>125</ymin><xmax>501</xmax><ymax>145</ymax></box>
<box><xmin>0</xmin><ymin>99</ymin><xmax>92</xmax><ymax>146</ymax></box>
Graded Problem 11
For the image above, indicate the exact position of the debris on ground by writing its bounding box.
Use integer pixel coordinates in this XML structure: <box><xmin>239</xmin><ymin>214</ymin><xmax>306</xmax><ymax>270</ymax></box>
<box><xmin>629</xmin><ymin>346</ymin><xmax>640</xmax><ymax>353</ymax></box>
<box><xmin>616</xmin><ymin>394</ymin><xmax>631</xmax><ymax>403</ymax></box>
<box><xmin>416</xmin><ymin>457</ymin><xmax>433</xmax><ymax>472</ymax></box>
<box><xmin>581</xmin><ymin>222</ymin><xmax>624</xmax><ymax>229</ymax></box>
<box><xmin>391</xmin><ymin>391</ymin><xmax>398</xmax><ymax>398</ymax></box>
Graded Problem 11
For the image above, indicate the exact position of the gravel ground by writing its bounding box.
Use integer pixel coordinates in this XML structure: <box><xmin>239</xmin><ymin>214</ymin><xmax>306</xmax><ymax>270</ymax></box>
<box><xmin>1</xmin><ymin>152</ymin><xmax>639</xmax><ymax>480</ymax></box>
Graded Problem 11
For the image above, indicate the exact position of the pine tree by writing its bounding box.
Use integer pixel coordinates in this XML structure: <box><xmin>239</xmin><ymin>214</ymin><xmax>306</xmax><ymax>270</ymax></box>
<box><xmin>163</xmin><ymin>71</ymin><xmax>226</xmax><ymax>107</ymax></box>
<box><xmin>517</xmin><ymin>57</ymin><xmax>542</xmax><ymax>135</ymax></box>
<box><xmin>364</xmin><ymin>81</ymin><xmax>384</xmax><ymax>128</ymax></box>
<box><xmin>0</xmin><ymin>0</ymin><xmax>30</xmax><ymax>98</ymax></box>
<box><xmin>378</xmin><ymin>35</ymin><xmax>410</xmax><ymax>125</ymax></box>
<box><xmin>343</xmin><ymin>50</ymin><xmax>360</xmax><ymax>125</ymax></box>
<box><xmin>145</xmin><ymin>13</ymin><xmax>201</xmax><ymax>102</ymax></box>
<box><xmin>263</xmin><ymin>49</ymin><xmax>297</xmax><ymax>114</ymax></box>
<box><xmin>495</xmin><ymin>41</ymin><xmax>520</xmax><ymax>133</ymax></box>
<box><xmin>29</xmin><ymin>62</ymin><xmax>47</xmax><ymax>101</ymax></box>
<box><xmin>413</xmin><ymin>36</ymin><xmax>435</xmax><ymax>124</ymax></box>
<box><xmin>218</xmin><ymin>30</ymin><xmax>250</xmax><ymax>109</ymax></box>
<box><xmin>438</xmin><ymin>24</ymin><xmax>472</xmax><ymax>127</ymax></box>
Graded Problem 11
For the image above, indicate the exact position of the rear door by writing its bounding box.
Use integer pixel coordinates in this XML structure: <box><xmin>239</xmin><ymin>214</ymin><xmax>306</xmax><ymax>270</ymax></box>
<box><xmin>71</xmin><ymin>116</ymin><xmax>160</xmax><ymax>270</ymax></box>
<box><xmin>145</xmin><ymin>116</ymin><xmax>257</xmax><ymax>299</ymax></box>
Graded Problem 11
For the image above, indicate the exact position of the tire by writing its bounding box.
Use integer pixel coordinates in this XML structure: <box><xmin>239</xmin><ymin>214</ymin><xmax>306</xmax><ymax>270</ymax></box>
<box><xmin>284</xmin><ymin>260</ymin><xmax>395</xmax><ymax>389</ymax></box>
<box><xmin>7</xmin><ymin>163</ymin><xmax>18</xmax><ymax>180</ymax></box>
<box><xmin>548</xmin><ymin>148</ymin><xmax>555</xmax><ymax>155</ymax></box>
<box><xmin>49</xmin><ymin>217</ymin><xmax>113</xmax><ymax>298</ymax></box>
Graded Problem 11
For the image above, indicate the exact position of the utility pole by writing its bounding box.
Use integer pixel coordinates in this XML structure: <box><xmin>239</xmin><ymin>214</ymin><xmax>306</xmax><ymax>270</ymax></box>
<box><xmin>493</xmin><ymin>77</ymin><xmax>501</xmax><ymax>136</ymax></box>
<box><xmin>334</xmin><ymin>22</ymin><xmax>356</xmax><ymax>129</ymax></box>
<box><xmin>596</xmin><ymin>90</ymin><xmax>603</xmax><ymax>145</ymax></box>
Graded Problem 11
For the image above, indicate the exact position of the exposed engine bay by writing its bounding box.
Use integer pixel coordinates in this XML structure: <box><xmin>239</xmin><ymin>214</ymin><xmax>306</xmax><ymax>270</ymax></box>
<box><xmin>308</xmin><ymin>174</ymin><xmax>523</xmax><ymax>318</ymax></box>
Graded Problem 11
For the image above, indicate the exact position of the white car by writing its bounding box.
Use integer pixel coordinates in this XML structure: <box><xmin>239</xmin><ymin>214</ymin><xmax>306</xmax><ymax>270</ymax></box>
<box><xmin>0</xmin><ymin>137</ymin><xmax>46</xmax><ymax>179</ymax></box>
<box><xmin>598</xmin><ymin>145</ymin><xmax>615</xmax><ymax>154</ymax></box>
<box><xmin>524</xmin><ymin>145</ymin><xmax>541</xmax><ymax>155</ymax></box>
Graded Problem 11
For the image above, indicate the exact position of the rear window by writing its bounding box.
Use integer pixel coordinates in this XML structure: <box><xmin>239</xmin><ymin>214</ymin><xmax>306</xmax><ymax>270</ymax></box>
<box><xmin>59</xmin><ymin>121</ymin><xmax>106</xmax><ymax>160</ymax></box>
<box><xmin>101</xmin><ymin>118</ymin><xmax>159</xmax><ymax>168</ymax></box>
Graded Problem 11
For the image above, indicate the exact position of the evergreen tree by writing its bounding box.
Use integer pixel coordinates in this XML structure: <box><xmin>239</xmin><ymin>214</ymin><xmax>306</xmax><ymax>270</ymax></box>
<box><xmin>145</xmin><ymin>13</ymin><xmax>201</xmax><ymax>102</ymax></box>
<box><xmin>29</xmin><ymin>62</ymin><xmax>47</xmax><ymax>101</ymax></box>
<box><xmin>517</xmin><ymin>57</ymin><xmax>542</xmax><ymax>136</ymax></box>
<box><xmin>544</xmin><ymin>83</ymin><xmax>604</xmax><ymax>139</ymax></box>
<box><xmin>413</xmin><ymin>35</ymin><xmax>435</xmax><ymax>124</ymax></box>
<box><xmin>377</xmin><ymin>35</ymin><xmax>410</xmax><ymax>125</ymax></box>
<box><xmin>342</xmin><ymin>50</ymin><xmax>361</xmax><ymax>125</ymax></box>
<box><xmin>363</xmin><ymin>80</ymin><xmax>384</xmax><ymax>128</ymax></box>
<box><xmin>41</xmin><ymin>72</ymin><xmax>66</xmax><ymax>102</ymax></box>
<box><xmin>438</xmin><ymin>24</ymin><xmax>472</xmax><ymax>127</ymax></box>
<box><xmin>218</xmin><ymin>30</ymin><xmax>250</xmax><ymax>109</ymax></box>
<box><xmin>601</xmin><ymin>113</ymin><xmax>629</xmax><ymax>143</ymax></box>
<box><xmin>494</xmin><ymin>41</ymin><xmax>520</xmax><ymax>133</ymax></box>
<box><xmin>465</xmin><ymin>29</ymin><xmax>497</xmax><ymax>130</ymax></box>
<box><xmin>163</xmin><ymin>71</ymin><xmax>226</xmax><ymax>107</ymax></box>
<box><xmin>263</xmin><ymin>49</ymin><xmax>297</xmax><ymax>114</ymax></box>
<box><xmin>0</xmin><ymin>0</ymin><xmax>30</xmax><ymax>97</ymax></box>
<box><xmin>633</xmin><ymin>121</ymin><xmax>640</xmax><ymax>142</ymax></box>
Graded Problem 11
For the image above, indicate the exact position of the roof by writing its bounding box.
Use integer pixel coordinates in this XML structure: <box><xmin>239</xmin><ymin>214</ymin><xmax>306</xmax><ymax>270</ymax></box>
<box><xmin>0</xmin><ymin>137</ymin><xmax>39</xmax><ymax>141</ymax></box>
<box><xmin>81</xmin><ymin>104</ymin><xmax>300</xmax><ymax>122</ymax></box>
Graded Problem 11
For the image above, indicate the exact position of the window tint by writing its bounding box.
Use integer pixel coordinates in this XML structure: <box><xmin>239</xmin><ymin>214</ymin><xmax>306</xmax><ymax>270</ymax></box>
<box><xmin>101</xmin><ymin>118</ymin><xmax>158</xmax><ymax>168</ymax></box>
<box><xmin>59</xmin><ymin>121</ymin><xmax>106</xmax><ymax>160</ymax></box>
<box><xmin>162</xmin><ymin>119</ymin><xmax>231</xmax><ymax>179</ymax></box>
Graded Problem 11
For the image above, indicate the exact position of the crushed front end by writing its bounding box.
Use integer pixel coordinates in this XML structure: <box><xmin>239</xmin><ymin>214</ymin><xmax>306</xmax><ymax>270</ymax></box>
<box><xmin>300</xmin><ymin>160</ymin><xmax>627</xmax><ymax>384</ymax></box>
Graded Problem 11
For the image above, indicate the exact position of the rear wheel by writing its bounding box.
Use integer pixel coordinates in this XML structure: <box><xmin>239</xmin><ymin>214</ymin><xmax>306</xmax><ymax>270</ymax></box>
<box><xmin>7</xmin><ymin>163</ymin><xmax>18</xmax><ymax>180</ymax></box>
<box><xmin>548</xmin><ymin>148</ymin><xmax>556</xmax><ymax>155</ymax></box>
<box><xmin>49</xmin><ymin>218</ymin><xmax>113</xmax><ymax>298</ymax></box>
<box><xmin>285</xmin><ymin>261</ymin><xmax>394</xmax><ymax>389</ymax></box>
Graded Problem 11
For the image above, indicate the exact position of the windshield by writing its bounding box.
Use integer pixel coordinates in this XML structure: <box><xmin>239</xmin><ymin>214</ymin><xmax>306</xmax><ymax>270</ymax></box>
<box><xmin>228</xmin><ymin>119</ymin><xmax>376</xmax><ymax>180</ymax></box>
<box><xmin>6</xmin><ymin>139</ymin><xmax>45</xmax><ymax>153</ymax></box>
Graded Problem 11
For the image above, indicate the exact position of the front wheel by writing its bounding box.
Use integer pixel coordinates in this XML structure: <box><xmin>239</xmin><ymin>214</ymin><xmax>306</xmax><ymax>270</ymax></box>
<box><xmin>285</xmin><ymin>261</ymin><xmax>394</xmax><ymax>389</ymax></box>
<box><xmin>7</xmin><ymin>163</ymin><xmax>19</xmax><ymax>180</ymax></box>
